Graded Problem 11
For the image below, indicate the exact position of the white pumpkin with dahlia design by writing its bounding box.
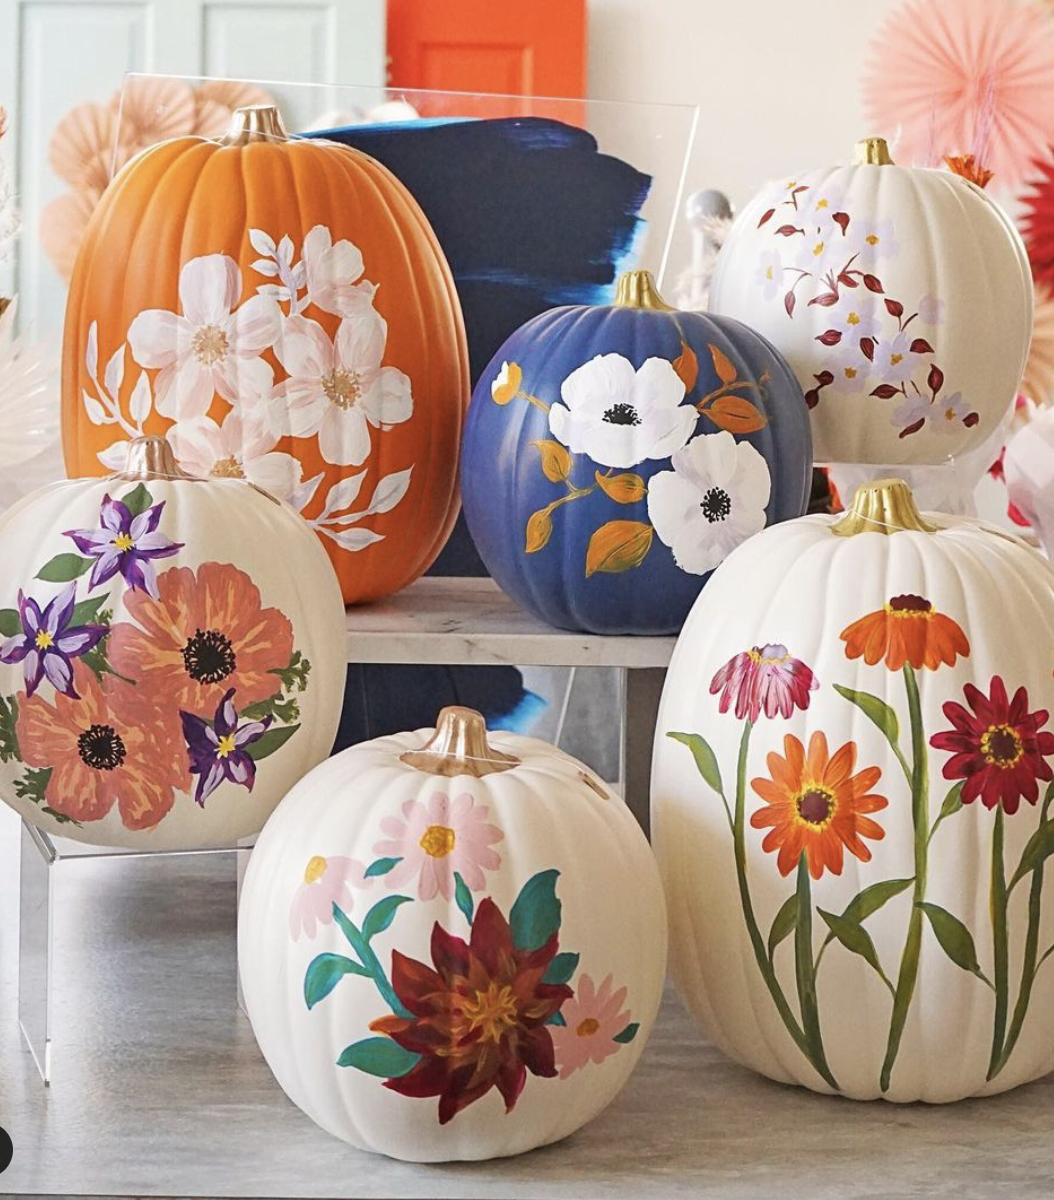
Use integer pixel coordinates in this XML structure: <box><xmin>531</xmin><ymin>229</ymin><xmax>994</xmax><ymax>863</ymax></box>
<box><xmin>0</xmin><ymin>435</ymin><xmax>345</xmax><ymax>849</ymax></box>
<box><xmin>652</xmin><ymin>478</ymin><xmax>1054</xmax><ymax>1102</ymax></box>
<box><xmin>239</xmin><ymin>707</ymin><xmax>666</xmax><ymax>1161</ymax></box>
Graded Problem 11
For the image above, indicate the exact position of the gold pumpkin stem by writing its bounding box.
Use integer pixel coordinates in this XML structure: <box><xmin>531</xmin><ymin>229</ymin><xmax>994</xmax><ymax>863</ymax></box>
<box><xmin>854</xmin><ymin>137</ymin><xmax>894</xmax><ymax>166</ymax></box>
<box><xmin>115</xmin><ymin>435</ymin><xmax>192</xmax><ymax>482</ymax></box>
<box><xmin>220</xmin><ymin>105</ymin><xmax>289</xmax><ymax>147</ymax></box>
<box><xmin>400</xmin><ymin>706</ymin><xmax>520</xmax><ymax>777</ymax></box>
<box><xmin>831</xmin><ymin>478</ymin><xmax>938</xmax><ymax>537</ymax></box>
<box><xmin>614</xmin><ymin>269</ymin><xmax>675</xmax><ymax>311</ymax></box>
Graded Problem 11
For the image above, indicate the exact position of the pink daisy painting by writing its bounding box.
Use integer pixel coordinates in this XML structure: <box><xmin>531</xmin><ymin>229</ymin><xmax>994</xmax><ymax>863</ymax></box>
<box><xmin>289</xmin><ymin>855</ymin><xmax>371</xmax><ymax>940</ymax></box>
<box><xmin>551</xmin><ymin>974</ymin><xmax>632</xmax><ymax>1079</ymax></box>
<box><xmin>372</xmin><ymin>791</ymin><xmax>504</xmax><ymax>901</ymax></box>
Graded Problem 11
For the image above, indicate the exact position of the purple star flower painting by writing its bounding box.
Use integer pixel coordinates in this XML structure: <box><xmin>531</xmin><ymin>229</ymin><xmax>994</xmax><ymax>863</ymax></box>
<box><xmin>65</xmin><ymin>494</ymin><xmax>183</xmax><ymax>598</ymax></box>
<box><xmin>181</xmin><ymin>688</ymin><xmax>273</xmax><ymax>806</ymax></box>
<box><xmin>0</xmin><ymin>583</ymin><xmax>107</xmax><ymax>697</ymax></box>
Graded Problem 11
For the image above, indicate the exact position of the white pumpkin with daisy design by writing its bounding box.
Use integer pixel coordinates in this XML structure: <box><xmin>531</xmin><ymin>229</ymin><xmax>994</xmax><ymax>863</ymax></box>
<box><xmin>239</xmin><ymin>707</ymin><xmax>667</xmax><ymax>1161</ymax></box>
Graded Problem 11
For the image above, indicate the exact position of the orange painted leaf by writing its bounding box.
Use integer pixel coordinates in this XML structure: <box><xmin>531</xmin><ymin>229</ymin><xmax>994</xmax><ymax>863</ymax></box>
<box><xmin>525</xmin><ymin>504</ymin><xmax>557</xmax><ymax>553</ymax></box>
<box><xmin>531</xmin><ymin>439</ymin><xmax>572</xmax><ymax>483</ymax></box>
<box><xmin>672</xmin><ymin>342</ymin><xmax>698</xmax><ymax>392</ymax></box>
<box><xmin>585</xmin><ymin>520</ymin><xmax>653</xmax><ymax>577</ymax></box>
<box><xmin>709</xmin><ymin>343</ymin><xmax>737</xmax><ymax>386</ymax></box>
<box><xmin>595</xmin><ymin>470</ymin><xmax>647</xmax><ymax>504</ymax></box>
<box><xmin>704</xmin><ymin>395</ymin><xmax>768</xmax><ymax>433</ymax></box>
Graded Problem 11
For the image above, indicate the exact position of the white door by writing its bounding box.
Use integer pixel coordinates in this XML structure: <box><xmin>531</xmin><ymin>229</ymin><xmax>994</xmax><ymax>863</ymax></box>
<box><xmin>0</xmin><ymin>0</ymin><xmax>386</xmax><ymax>337</ymax></box>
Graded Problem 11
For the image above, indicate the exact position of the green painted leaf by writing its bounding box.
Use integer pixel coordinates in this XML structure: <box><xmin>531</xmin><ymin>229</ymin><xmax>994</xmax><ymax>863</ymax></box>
<box><xmin>840</xmin><ymin>877</ymin><xmax>914</xmax><ymax>925</ymax></box>
<box><xmin>767</xmin><ymin>893</ymin><xmax>798</xmax><ymax>960</ymax></box>
<box><xmin>336</xmin><ymin>1037</ymin><xmax>421</xmax><ymax>1078</ymax></box>
<box><xmin>70</xmin><ymin>594</ymin><xmax>109</xmax><ymax>626</ymax></box>
<box><xmin>543</xmin><ymin>951</ymin><xmax>579</xmax><ymax>986</ymax></box>
<box><xmin>364</xmin><ymin>856</ymin><xmax>402</xmax><ymax>879</ymax></box>
<box><xmin>833</xmin><ymin>684</ymin><xmax>901</xmax><ymax>746</ymax></box>
<box><xmin>817</xmin><ymin>909</ymin><xmax>885</xmax><ymax>977</ymax></box>
<box><xmin>1009</xmin><ymin>819</ymin><xmax>1054</xmax><ymax>891</ymax></box>
<box><xmin>14</xmin><ymin>766</ymin><xmax>51</xmax><ymax>804</ymax></box>
<box><xmin>667</xmin><ymin>731</ymin><xmax>723</xmax><ymax>797</ymax></box>
<box><xmin>361</xmin><ymin>895</ymin><xmax>413</xmax><ymax>942</ymax></box>
<box><xmin>454</xmin><ymin>871</ymin><xmax>474</xmax><ymax>924</ymax></box>
<box><xmin>546</xmin><ymin>1011</ymin><xmax>567</xmax><ymax>1026</ymax></box>
<box><xmin>509</xmin><ymin>869</ymin><xmax>561</xmax><ymax>952</ymax></box>
<box><xmin>304</xmin><ymin>952</ymin><xmax>369</xmax><ymax>1009</ymax></box>
<box><xmin>0</xmin><ymin>694</ymin><xmax>19</xmax><ymax>763</ymax></box>
<box><xmin>0</xmin><ymin>608</ymin><xmax>19</xmax><ymax>637</ymax></box>
<box><xmin>120</xmin><ymin>483</ymin><xmax>153</xmax><ymax>517</ymax></box>
<box><xmin>937</xmin><ymin>781</ymin><xmax>964</xmax><ymax>823</ymax></box>
<box><xmin>613</xmin><ymin>1021</ymin><xmax>640</xmax><ymax>1044</ymax></box>
<box><xmin>245</xmin><ymin>724</ymin><xmax>299</xmax><ymax>761</ymax></box>
<box><xmin>918</xmin><ymin>902</ymin><xmax>989</xmax><ymax>982</ymax></box>
<box><xmin>36</xmin><ymin>553</ymin><xmax>93</xmax><ymax>583</ymax></box>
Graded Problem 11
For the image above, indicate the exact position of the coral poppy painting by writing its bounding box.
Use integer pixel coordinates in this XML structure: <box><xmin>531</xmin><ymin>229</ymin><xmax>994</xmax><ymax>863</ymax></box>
<box><xmin>0</xmin><ymin>480</ymin><xmax>313</xmax><ymax>835</ymax></box>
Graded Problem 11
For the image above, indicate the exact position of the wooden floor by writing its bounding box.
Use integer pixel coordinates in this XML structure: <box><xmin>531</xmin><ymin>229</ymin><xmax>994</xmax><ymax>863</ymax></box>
<box><xmin>2</xmin><ymin>801</ymin><xmax>1054</xmax><ymax>1199</ymax></box>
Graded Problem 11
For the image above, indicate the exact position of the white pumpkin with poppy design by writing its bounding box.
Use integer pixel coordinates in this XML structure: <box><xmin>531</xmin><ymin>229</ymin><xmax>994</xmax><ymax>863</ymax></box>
<box><xmin>652</xmin><ymin>478</ymin><xmax>1054</xmax><ymax>1102</ymax></box>
<box><xmin>709</xmin><ymin>137</ymin><xmax>1033</xmax><ymax>466</ymax></box>
<box><xmin>239</xmin><ymin>707</ymin><xmax>666</xmax><ymax>1161</ymax></box>
<box><xmin>0</xmin><ymin>435</ymin><xmax>345</xmax><ymax>849</ymax></box>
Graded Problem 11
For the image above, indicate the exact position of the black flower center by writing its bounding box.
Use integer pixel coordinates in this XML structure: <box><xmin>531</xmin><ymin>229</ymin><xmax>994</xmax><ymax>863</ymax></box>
<box><xmin>889</xmin><ymin>594</ymin><xmax>932</xmax><ymax>614</ymax></box>
<box><xmin>797</xmin><ymin>787</ymin><xmax>834</xmax><ymax>826</ymax></box>
<box><xmin>182</xmin><ymin>628</ymin><xmax>237</xmax><ymax>684</ymax></box>
<box><xmin>602</xmin><ymin>402</ymin><xmax>640</xmax><ymax>426</ymax></box>
<box><xmin>77</xmin><ymin>723</ymin><xmax>126</xmax><ymax>771</ymax></box>
<box><xmin>699</xmin><ymin>487</ymin><xmax>732</xmax><ymax>523</ymax></box>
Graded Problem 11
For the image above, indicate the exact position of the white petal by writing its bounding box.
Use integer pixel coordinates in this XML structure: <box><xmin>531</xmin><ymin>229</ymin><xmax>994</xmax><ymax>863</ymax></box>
<box><xmin>335</xmin><ymin>311</ymin><xmax>387</xmax><ymax>373</ymax></box>
<box><xmin>245</xmin><ymin>451</ymin><xmax>302</xmax><ymax>500</ymax></box>
<box><xmin>215</xmin><ymin>354</ymin><xmax>273</xmax><ymax>407</ymax></box>
<box><xmin>272</xmin><ymin>378</ymin><xmax>327</xmax><ymax>438</ymax></box>
<box><xmin>359</xmin><ymin>367</ymin><xmax>413</xmax><ymax>429</ymax></box>
<box><xmin>560</xmin><ymin>353</ymin><xmax>636</xmax><ymax>418</ymax></box>
<box><xmin>631</xmin><ymin>357</ymin><xmax>687</xmax><ymax>415</ymax></box>
<box><xmin>273</xmin><ymin>315</ymin><xmax>333</xmax><ymax>379</ymax></box>
<box><xmin>646</xmin><ymin>470</ymin><xmax>699</xmax><ymax>550</ymax></box>
<box><xmin>166</xmin><ymin>416</ymin><xmax>223</xmax><ymax>475</ymax></box>
<box><xmin>637</xmin><ymin>404</ymin><xmax>697</xmax><ymax>462</ymax></box>
<box><xmin>179</xmin><ymin>254</ymin><xmax>241</xmax><ymax>325</ymax></box>
<box><xmin>154</xmin><ymin>355</ymin><xmax>216</xmax><ymax>420</ymax></box>
<box><xmin>727</xmin><ymin>441</ymin><xmax>772</xmax><ymax>511</ymax></box>
<box><xmin>230</xmin><ymin>294</ymin><xmax>281</xmax><ymax>357</ymax></box>
<box><xmin>318</xmin><ymin>404</ymin><xmax>371</xmax><ymax>466</ymax></box>
<box><xmin>302</xmin><ymin>224</ymin><xmax>333</xmax><ymax>263</ymax></box>
<box><xmin>128</xmin><ymin>310</ymin><xmax>186</xmax><ymax>369</ymax></box>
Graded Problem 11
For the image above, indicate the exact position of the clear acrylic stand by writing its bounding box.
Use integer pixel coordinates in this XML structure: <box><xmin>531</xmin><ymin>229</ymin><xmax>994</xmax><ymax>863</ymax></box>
<box><xmin>18</xmin><ymin>820</ymin><xmax>254</xmax><ymax>1084</ymax></box>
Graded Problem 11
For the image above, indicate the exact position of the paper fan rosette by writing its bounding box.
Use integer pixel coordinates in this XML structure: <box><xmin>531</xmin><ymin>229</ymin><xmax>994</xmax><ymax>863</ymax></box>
<box><xmin>1022</xmin><ymin>153</ymin><xmax>1054</xmax><ymax>292</ymax></box>
<box><xmin>862</xmin><ymin>0</ymin><xmax>1054</xmax><ymax>187</ymax></box>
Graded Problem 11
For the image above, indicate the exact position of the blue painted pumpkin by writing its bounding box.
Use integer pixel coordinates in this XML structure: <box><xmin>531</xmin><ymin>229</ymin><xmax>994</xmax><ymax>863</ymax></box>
<box><xmin>460</xmin><ymin>271</ymin><xmax>813</xmax><ymax>634</ymax></box>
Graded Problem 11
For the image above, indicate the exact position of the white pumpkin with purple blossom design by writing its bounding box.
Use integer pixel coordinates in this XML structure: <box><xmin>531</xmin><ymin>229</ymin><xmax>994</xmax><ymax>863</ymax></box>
<box><xmin>239</xmin><ymin>707</ymin><xmax>666</xmax><ymax>1162</ymax></box>
<box><xmin>0</xmin><ymin>435</ymin><xmax>345</xmax><ymax>849</ymax></box>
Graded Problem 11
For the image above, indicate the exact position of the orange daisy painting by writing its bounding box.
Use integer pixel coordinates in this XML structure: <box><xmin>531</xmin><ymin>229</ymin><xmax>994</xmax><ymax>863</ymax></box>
<box><xmin>840</xmin><ymin>594</ymin><xmax>969</xmax><ymax>673</ymax></box>
<box><xmin>750</xmin><ymin>731</ymin><xmax>887</xmax><ymax>880</ymax></box>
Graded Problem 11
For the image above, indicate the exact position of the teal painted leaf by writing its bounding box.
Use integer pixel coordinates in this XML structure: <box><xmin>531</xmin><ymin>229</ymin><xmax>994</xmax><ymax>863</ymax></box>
<box><xmin>36</xmin><ymin>553</ymin><xmax>93</xmax><ymax>583</ymax></box>
<box><xmin>840</xmin><ymin>877</ymin><xmax>914</xmax><ymax>925</ymax></box>
<box><xmin>361</xmin><ymin>895</ymin><xmax>412</xmax><ymax>942</ymax></box>
<box><xmin>543</xmin><ymin>951</ymin><xmax>579</xmax><ymax>986</ymax></box>
<box><xmin>667</xmin><ymin>731</ymin><xmax>723</xmax><ymax>797</ymax></box>
<box><xmin>0</xmin><ymin>608</ymin><xmax>19</xmax><ymax>637</ymax></box>
<box><xmin>613</xmin><ymin>1021</ymin><xmax>640</xmax><ymax>1044</ymax></box>
<box><xmin>120</xmin><ymin>483</ymin><xmax>154</xmax><ymax>517</ymax></box>
<box><xmin>70</xmin><ymin>594</ymin><xmax>109</xmax><ymax>626</ymax></box>
<box><xmin>336</xmin><ymin>1037</ymin><xmax>421</xmax><ymax>1078</ymax></box>
<box><xmin>1009</xmin><ymin>819</ymin><xmax>1054</xmax><ymax>891</ymax></box>
<box><xmin>833</xmin><ymin>684</ymin><xmax>901</xmax><ymax>747</ymax></box>
<box><xmin>364</xmin><ymin>856</ymin><xmax>402</xmax><ymax>879</ymax></box>
<box><xmin>454</xmin><ymin>871</ymin><xmax>474</xmax><ymax>924</ymax></box>
<box><xmin>767</xmin><ymin>893</ymin><xmax>798</xmax><ymax>960</ymax></box>
<box><xmin>918</xmin><ymin>902</ymin><xmax>989</xmax><ymax>983</ymax></box>
<box><xmin>817</xmin><ymin>908</ymin><xmax>885</xmax><ymax>977</ymax></box>
<box><xmin>304</xmin><ymin>952</ymin><xmax>369</xmax><ymax>1009</ymax></box>
<box><xmin>546</xmin><ymin>1011</ymin><xmax>567</xmax><ymax>1026</ymax></box>
<box><xmin>509</xmin><ymin>869</ymin><xmax>561</xmax><ymax>951</ymax></box>
<box><xmin>245</xmin><ymin>724</ymin><xmax>299</xmax><ymax>761</ymax></box>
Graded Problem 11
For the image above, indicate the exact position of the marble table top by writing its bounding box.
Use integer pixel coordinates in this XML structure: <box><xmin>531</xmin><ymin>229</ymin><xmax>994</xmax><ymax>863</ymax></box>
<box><xmin>2</xmin><ymin>803</ymin><xmax>1053</xmax><ymax>1199</ymax></box>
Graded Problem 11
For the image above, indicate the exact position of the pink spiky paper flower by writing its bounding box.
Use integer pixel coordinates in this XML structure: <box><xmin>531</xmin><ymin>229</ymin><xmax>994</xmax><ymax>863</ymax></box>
<box><xmin>1022</xmin><ymin>154</ymin><xmax>1054</xmax><ymax>291</ymax></box>
<box><xmin>862</xmin><ymin>0</ymin><xmax>1054</xmax><ymax>188</ymax></box>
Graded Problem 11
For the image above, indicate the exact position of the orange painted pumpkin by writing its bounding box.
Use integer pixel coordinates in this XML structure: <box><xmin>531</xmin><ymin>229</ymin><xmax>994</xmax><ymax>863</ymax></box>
<box><xmin>61</xmin><ymin>105</ymin><xmax>469</xmax><ymax>605</ymax></box>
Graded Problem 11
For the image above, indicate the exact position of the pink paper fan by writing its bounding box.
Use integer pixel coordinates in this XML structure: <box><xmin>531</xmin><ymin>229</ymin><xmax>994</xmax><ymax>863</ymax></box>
<box><xmin>862</xmin><ymin>0</ymin><xmax>1054</xmax><ymax>187</ymax></box>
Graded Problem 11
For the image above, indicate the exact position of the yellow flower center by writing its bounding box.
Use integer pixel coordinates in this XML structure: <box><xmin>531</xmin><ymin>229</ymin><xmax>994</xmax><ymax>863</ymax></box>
<box><xmin>321</xmin><ymin>367</ymin><xmax>363</xmax><ymax>410</ymax></box>
<box><xmin>210</xmin><ymin>455</ymin><xmax>245</xmax><ymax>479</ymax></box>
<box><xmin>944</xmin><ymin>408</ymin><xmax>956</xmax><ymax>421</ymax></box>
<box><xmin>303</xmin><ymin>855</ymin><xmax>328</xmax><ymax>884</ymax></box>
<box><xmin>866</xmin><ymin>233</ymin><xmax>880</xmax><ymax>246</ymax></box>
<box><xmin>844</xmin><ymin>367</ymin><xmax>857</xmax><ymax>380</ymax></box>
<box><xmin>812</xmin><ymin>240</ymin><xmax>825</xmax><ymax>257</ymax></box>
<box><xmin>34</xmin><ymin>630</ymin><xmax>53</xmax><ymax>649</ymax></box>
<box><xmin>794</xmin><ymin>784</ymin><xmax>835</xmax><ymax>829</ymax></box>
<box><xmin>192</xmin><ymin>324</ymin><xmax>229</xmax><ymax>366</ymax></box>
<box><xmin>890</xmin><ymin>353</ymin><xmax>903</xmax><ymax>366</ymax></box>
<box><xmin>847</xmin><ymin>311</ymin><xmax>861</xmax><ymax>326</ymax></box>
<box><xmin>113</xmin><ymin>532</ymin><xmax>134</xmax><ymax>551</ymax></box>
<box><xmin>981</xmin><ymin>724</ymin><xmax>1023</xmax><ymax>768</ymax></box>
<box><xmin>463</xmin><ymin>982</ymin><xmax>519</xmax><ymax>1043</ymax></box>
<box><xmin>576</xmin><ymin>1017</ymin><xmax>601</xmax><ymax>1038</ymax></box>
<box><xmin>885</xmin><ymin>597</ymin><xmax>933</xmax><ymax>620</ymax></box>
<box><xmin>216</xmin><ymin>733</ymin><xmax>237</xmax><ymax>758</ymax></box>
<box><xmin>419</xmin><ymin>824</ymin><xmax>456</xmax><ymax>858</ymax></box>
<box><xmin>748</xmin><ymin>647</ymin><xmax>789</xmax><ymax>666</ymax></box>
<box><xmin>765</xmin><ymin>266</ymin><xmax>774</xmax><ymax>280</ymax></box>
<box><xmin>816</xmin><ymin>198</ymin><xmax>829</xmax><ymax>209</ymax></box>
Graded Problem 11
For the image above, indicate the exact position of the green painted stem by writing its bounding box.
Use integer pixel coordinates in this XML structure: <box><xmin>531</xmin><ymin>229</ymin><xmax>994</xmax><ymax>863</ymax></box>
<box><xmin>880</xmin><ymin>664</ymin><xmax>929</xmax><ymax>1093</ymax></box>
<box><xmin>987</xmin><ymin>808</ymin><xmax>1010</xmax><ymax>1079</ymax></box>
<box><xmin>731</xmin><ymin>722</ymin><xmax>839</xmax><ymax>1091</ymax></box>
<box><xmin>332</xmin><ymin>904</ymin><xmax>411</xmax><ymax>1019</ymax></box>
<box><xmin>794</xmin><ymin>858</ymin><xmax>831</xmax><ymax>1075</ymax></box>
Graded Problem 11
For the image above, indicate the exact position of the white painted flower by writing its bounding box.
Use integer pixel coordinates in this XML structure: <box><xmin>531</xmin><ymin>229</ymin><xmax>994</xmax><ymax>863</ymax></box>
<box><xmin>301</xmin><ymin>225</ymin><xmax>377</xmax><ymax>317</ymax></box>
<box><xmin>854</xmin><ymin>216</ymin><xmax>899</xmax><ymax>262</ymax></box>
<box><xmin>128</xmin><ymin>255</ymin><xmax>280</xmax><ymax>419</ymax></box>
<box><xmin>918</xmin><ymin>293</ymin><xmax>945</xmax><ymax>324</ymax></box>
<box><xmin>873</xmin><ymin>329</ymin><xmax>913</xmax><ymax>383</ymax></box>
<box><xmin>830</xmin><ymin>358</ymin><xmax>871</xmax><ymax>393</ymax></box>
<box><xmin>166</xmin><ymin>411</ymin><xmax>303</xmax><ymax>500</ymax></box>
<box><xmin>646</xmin><ymin>431</ymin><xmax>771</xmax><ymax>575</ymax></box>
<box><xmin>548</xmin><ymin>354</ymin><xmax>695</xmax><ymax>469</ymax></box>
<box><xmin>831</xmin><ymin>290</ymin><xmax>882</xmax><ymax>353</ymax></box>
<box><xmin>754</xmin><ymin>249</ymin><xmax>784</xmax><ymax>302</ymax></box>
<box><xmin>271</xmin><ymin>312</ymin><xmax>412</xmax><ymax>466</ymax></box>
<box><xmin>894</xmin><ymin>390</ymin><xmax>968</xmax><ymax>436</ymax></box>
